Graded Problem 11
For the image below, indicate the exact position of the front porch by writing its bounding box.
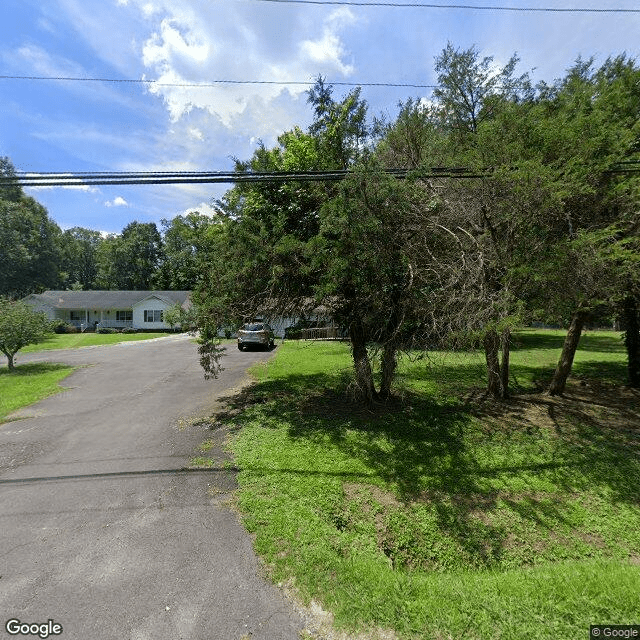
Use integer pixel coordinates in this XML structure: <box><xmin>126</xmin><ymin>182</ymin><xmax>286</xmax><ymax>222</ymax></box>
<box><xmin>56</xmin><ymin>308</ymin><xmax>134</xmax><ymax>331</ymax></box>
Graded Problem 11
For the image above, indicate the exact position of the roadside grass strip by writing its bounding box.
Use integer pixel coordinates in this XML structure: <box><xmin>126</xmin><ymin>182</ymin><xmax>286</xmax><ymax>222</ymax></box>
<box><xmin>20</xmin><ymin>331</ymin><xmax>173</xmax><ymax>352</ymax></box>
<box><xmin>0</xmin><ymin>363</ymin><xmax>75</xmax><ymax>421</ymax></box>
<box><xmin>226</xmin><ymin>333</ymin><xmax>640</xmax><ymax>639</ymax></box>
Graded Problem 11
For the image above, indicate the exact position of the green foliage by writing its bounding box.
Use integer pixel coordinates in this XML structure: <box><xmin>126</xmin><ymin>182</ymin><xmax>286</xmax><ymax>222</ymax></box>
<box><xmin>154</xmin><ymin>212</ymin><xmax>219</xmax><ymax>290</ymax></box>
<box><xmin>95</xmin><ymin>221</ymin><xmax>163</xmax><ymax>289</ymax></box>
<box><xmin>433</xmin><ymin>42</ymin><xmax>531</xmax><ymax>139</ymax></box>
<box><xmin>58</xmin><ymin>227</ymin><xmax>103</xmax><ymax>290</ymax></box>
<box><xmin>193</xmin><ymin>85</ymin><xmax>360</xmax><ymax>376</ymax></box>
<box><xmin>228</xmin><ymin>335</ymin><xmax>639</xmax><ymax>639</ymax></box>
<box><xmin>0</xmin><ymin>298</ymin><xmax>52</xmax><ymax>369</ymax></box>
<box><xmin>162</xmin><ymin>301</ymin><xmax>194</xmax><ymax>330</ymax></box>
<box><xmin>51</xmin><ymin>319</ymin><xmax>82</xmax><ymax>334</ymax></box>
<box><xmin>0</xmin><ymin>156</ymin><xmax>24</xmax><ymax>203</ymax></box>
<box><xmin>307</xmin><ymin>76</ymin><xmax>369</xmax><ymax>169</ymax></box>
<box><xmin>0</xmin><ymin>191</ymin><xmax>63</xmax><ymax>297</ymax></box>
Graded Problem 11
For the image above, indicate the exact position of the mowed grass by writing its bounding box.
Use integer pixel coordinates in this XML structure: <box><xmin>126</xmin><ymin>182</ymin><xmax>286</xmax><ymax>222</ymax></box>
<box><xmin>223</xmin><ymin>331</ymin><xmax>639</xmax><ymax>639</ymax></box>
<box><xmin>0</xmin><ymin>363</ymin><xmax>75</xmax><ymax>421</ymax></box>
<box><xmin>20</xmin><ymin>331</ymin><xmax>173</xmax><ymax>352</ymax></box>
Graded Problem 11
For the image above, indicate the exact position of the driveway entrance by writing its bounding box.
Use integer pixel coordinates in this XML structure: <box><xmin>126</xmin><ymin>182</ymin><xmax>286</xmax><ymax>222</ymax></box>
<box><xmin>0</xmin><ymin>336</ymin><xmax>305</xmax><ymax>640</ymax></box>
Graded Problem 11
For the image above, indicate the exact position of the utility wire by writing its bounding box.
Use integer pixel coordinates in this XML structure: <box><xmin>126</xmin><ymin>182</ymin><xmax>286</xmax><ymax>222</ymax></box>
<box><xmin>244</xmin><ymin>0</ymin><xmax>640</xmax><ymax>12</ymax></box>
<box><xmin>0</xmin><ymin>75</ymin><xmax>438</xmax><ymax>89</ymax></box>
<box><xmin>2</xmin><ymin>163</ymin><xmax>639</xmax><ymax>188</ymax></box>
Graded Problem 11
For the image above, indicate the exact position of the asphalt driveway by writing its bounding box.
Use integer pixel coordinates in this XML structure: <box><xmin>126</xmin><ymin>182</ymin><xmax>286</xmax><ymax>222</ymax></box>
<box><xmin>0</xmin><ymin>335</ymin><xmax>306</xmax><ymax>639</ymax></box>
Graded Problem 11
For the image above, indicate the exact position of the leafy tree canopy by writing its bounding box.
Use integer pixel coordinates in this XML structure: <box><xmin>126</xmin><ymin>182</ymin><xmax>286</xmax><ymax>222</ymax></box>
<box><xmin>0</xmin><ymin>298</ymin><xmax>52</xmax><ymax>370</ymax></box>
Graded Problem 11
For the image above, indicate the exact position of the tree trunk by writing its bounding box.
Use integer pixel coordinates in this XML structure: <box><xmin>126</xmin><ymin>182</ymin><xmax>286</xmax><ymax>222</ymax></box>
<box><xmin>500</xmin><ymin>327</ymin><xmax>510</xmax><ymax>398</ymax></box>
<box><xmin>484</xmin><ymin>329</ymin><xmax>504</xmax><ymax>398</ymax></box>
<box><xmin>623</xmin><ymin>295</ymin><xmax>640</xmax><ymax>388</ymax></box>
<box><xmin>349</xmin><ymin>320</ymin><xmax>377</xmax><ymax>404</ymax></box>
<box><xmin>548</xmin><ymin>310</ymin><xmax>588</xmax><ymax>396</ymax></box>
<box><xmin>5</xmin><ymin>352</ymin><xmax>15</xmax><ymax>371</ymax></box>
<box><xmin>379</xmin><ymin>341</ymin><xmax>398</xmax><ymax>400</ymax></box>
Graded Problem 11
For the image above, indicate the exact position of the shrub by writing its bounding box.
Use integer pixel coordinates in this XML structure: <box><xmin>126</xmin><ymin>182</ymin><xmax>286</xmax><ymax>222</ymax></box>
<box><xmin>121</xmin><ymin>327</ymin><xmax>139</xmax><ymax>334</ymax></box>
<box><xmin>96</xmin><ymin>327</ymin><xmax>117</xmax><ymax>334</ymax></box>
<box><xmin>50</xmin><ymin>319</ymin><xmax>69</xmax><ymax>334</ymax></box>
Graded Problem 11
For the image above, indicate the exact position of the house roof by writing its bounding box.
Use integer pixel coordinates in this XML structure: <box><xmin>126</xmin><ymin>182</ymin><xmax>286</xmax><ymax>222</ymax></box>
<box><xmin>24</xmin><ymin>290</ymin><xmax>191</xmax><ymax>310</ymax></box>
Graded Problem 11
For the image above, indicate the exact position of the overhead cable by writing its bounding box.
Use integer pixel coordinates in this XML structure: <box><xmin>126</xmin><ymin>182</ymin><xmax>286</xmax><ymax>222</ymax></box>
<box><xmin>244</xmin><ymin>0</ymin><xmax>640</xmax><ymax>12</ymax></box>
<box><xmin>0</xmin><ymin>75</ymin><xmax>437</xmax><ymax>89</ymax></box>
<box><xmin>2</xmin><ymin>163</ymin><xmax>639</xmax><ymax>188</ymax></box>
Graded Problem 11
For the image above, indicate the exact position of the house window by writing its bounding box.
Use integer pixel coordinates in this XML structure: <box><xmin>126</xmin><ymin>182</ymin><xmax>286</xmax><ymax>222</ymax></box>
<box><xmin>116</xmin><ymin>310</ymin><xmax>133</xmax><ymax>322</ymax></box>
<box><xmin>144</xmin><ymin>310</ymin><xmax>163</xmax><ymax>323</ymax></box>
<box><xmin>70</xmin><ymin>311</ymin><xmax>82</xmax><ymax>323</ymax></box>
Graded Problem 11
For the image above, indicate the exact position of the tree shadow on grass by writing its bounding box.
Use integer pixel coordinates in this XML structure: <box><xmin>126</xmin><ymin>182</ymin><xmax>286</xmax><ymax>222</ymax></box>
<box><xmin>220</xmin><ymin>360</ymin><xmax>640</xmax><ymax>571</ymax></box>
<box><xmin>0</xmin><ymin>362</ymin><xmax>72</xmax><ymax>376</ymax></box>
<box><xmin>572</xmin><ymin>359</ymin><xmax>629</xmax><ymax>386</ymax></box>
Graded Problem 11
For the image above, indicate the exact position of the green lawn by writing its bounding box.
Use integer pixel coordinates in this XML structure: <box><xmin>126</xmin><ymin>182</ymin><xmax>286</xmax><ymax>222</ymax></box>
<box><xmin>20</xmin><ymin>331</ymin><xmax>174</xmax><ymax>352</ymax></box>
<box><xmin>203</xmin><ymin>331</ymin><xmax>639</xmax><ymax>639</ymax></box>
<box><xmin>0</xmin><ymin>363</ymin><xmax>75</xmax><ymax>422</ymax></box>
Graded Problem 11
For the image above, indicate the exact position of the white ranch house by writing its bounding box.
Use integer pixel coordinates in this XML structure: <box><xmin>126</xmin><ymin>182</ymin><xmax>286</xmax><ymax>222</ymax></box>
<box><xmin>23</xmin><ymin>290</ymin><xmax>191</xmax><ymax>331</ymax></box>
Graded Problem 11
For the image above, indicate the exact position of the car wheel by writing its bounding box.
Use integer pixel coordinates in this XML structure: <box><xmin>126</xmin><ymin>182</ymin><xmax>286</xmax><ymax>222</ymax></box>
<box><xmin>238</xmin><ymin>344</ymin><xmax>245</xmax><ymax>351</ymax></box>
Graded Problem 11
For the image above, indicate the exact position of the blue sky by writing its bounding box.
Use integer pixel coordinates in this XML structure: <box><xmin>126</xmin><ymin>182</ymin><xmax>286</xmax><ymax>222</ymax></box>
<box><xmin>1</xmin><ymin>0</ymin><xmax>639</xmax><ymax>234</ymax></box>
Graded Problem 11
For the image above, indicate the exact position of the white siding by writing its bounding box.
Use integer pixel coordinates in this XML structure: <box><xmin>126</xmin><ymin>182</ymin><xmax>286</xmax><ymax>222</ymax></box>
<box><xmin>132</xmin><ymin>297</ymin><xmax>172</xmax><ymax>329</ymax></box>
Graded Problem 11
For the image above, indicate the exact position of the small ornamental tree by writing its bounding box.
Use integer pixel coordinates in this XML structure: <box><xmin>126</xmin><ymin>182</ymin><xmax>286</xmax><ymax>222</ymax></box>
<box><xmin>0</xmin><ymin>299</ymin><xmax>51</xmax><ymax>370</ymax></box>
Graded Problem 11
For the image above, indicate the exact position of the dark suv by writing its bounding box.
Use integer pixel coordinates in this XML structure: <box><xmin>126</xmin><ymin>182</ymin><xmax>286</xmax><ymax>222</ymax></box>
<box><xmin>237</xmin><ymin>322</ymin><xmax>275</xmax><ymax>351</ymax></box>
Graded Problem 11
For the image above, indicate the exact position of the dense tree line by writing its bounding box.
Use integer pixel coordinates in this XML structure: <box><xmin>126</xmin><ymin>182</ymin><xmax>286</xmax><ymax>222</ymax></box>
<box><xmin>194</xmin><ymin>46</ymin><xmax>640</xmax><ymax>398</ymax></box>
<box><xmin>0</xmin><ymin>161</ymin><xmax>218</xmax><ymax>296</ymax></box>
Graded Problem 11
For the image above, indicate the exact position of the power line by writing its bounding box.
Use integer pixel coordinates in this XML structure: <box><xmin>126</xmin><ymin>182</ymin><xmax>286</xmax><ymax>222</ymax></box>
<box><xmin>244</xmin><ymin>0</ymin><xmax>640</xmax><ymax>12</ymax></box>
<box><xmin>0</xmin><ymin>75</ymin><xmax>437</xmax><ymax>89</ymax></box>
<box><xmin>2</xmin><ymin>163</ymin><xmax>639</xmax><ymax>188</ymax></box>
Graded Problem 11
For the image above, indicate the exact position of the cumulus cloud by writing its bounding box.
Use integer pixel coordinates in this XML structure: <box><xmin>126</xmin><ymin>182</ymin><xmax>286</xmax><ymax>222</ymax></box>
<box><xmin>179</xmin><ymin>202</ymin><xmax>217</xmax><ymax>218</ymax></box>
<box><xmin>129</xmin><ymin>1</ymin><xmax>358</xmax><ymax>133</ymax></box>
<box><xmin>105</xmin><ymin>196</ymin><xmax>129</xmax><ymax>207</ymax></box>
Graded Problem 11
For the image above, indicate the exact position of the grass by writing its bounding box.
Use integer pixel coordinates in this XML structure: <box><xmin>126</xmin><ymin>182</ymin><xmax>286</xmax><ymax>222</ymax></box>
<box><xmin>20</xmin><ymin>331</ymin><xmax>174</xmax><ymax>353</ymax></box>
<box><xmin>220</xmin><ymin>331</ymin><xmax>639</xmax><ymax>639</ymax></box>
<box><xmin>0</xmin><ymin>362</ymin><xmax>75</xmax><ymax>422</ymax></box>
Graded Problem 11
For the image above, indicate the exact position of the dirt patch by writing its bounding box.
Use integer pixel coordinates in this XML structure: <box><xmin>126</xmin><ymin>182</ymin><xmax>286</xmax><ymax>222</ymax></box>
<box><xmin>343</xmin><ymin>482</ymin><xmax>401</xmax><ymax>510</ymax></box>
<box><xmin>465</xmin><ymin>378</ymin><xmax>640</xmax><ymax>439</ymax></box>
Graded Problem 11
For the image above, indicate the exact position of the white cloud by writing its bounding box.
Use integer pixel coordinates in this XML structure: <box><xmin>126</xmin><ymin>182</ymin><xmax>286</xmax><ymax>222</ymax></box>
<box><xmin>179</xmin><ymin>202</ymin><xmax>217</xmax><ymax>218</ymax></box>
<box><xmin>299</xmin><ymin>8</ymin><xmax>356</xmax><ymax>74</ymax></box>
<box><xmin>188</xmin><ymin>127</ymin><xmax>204</xmax><ymax>141</ymax></box>
<box><xmin>131</xmin><ymin>2</ymin><xmax>358</xmax><ymax>133</ymax></box>
<box><xmin>105</xmin><ymin>196</ymin><xmax>129</xmax><ymax>207</ymax></box>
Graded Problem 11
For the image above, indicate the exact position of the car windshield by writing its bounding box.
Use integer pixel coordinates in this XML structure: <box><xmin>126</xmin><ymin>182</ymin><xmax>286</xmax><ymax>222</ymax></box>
<box><xmin>244</xmin><ymin>323</ymin><xmax>264</xmax><ymax>331</ymax></box>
